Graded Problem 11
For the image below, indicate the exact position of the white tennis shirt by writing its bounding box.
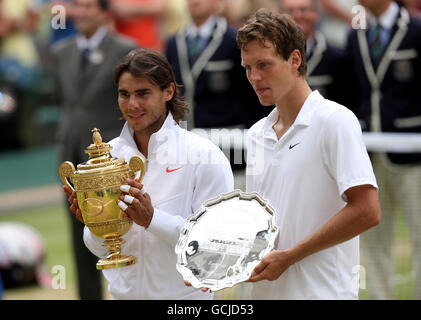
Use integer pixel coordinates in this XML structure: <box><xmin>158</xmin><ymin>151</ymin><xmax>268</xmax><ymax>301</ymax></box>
<box><xmin>246</xmin><ymin>91</ymin><xmax>378</xmax><ymax>299</ymax></box>
<box><xmin>83</xmin><ymin>112</ymin><xmax>234</xmax><ymax>299</ymax></box>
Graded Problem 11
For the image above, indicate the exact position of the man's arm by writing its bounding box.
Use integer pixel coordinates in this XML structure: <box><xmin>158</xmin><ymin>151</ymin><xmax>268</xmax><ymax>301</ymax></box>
<box><xmin>248</xmin><ymin>184</ymin><xmax>380</xmax><ymax>282</ymax></box>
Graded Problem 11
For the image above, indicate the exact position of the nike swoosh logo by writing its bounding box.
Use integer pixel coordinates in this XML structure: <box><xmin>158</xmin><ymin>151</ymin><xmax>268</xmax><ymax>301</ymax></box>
<box><xmin>166</xmin><ymin>166</ymin><xmax>183</xmax><ymax>173</ymax></box>
<box><xmin>289</xmin><ymin>142</ymin><xmax>300</xmax><ymax>150</ymax></box>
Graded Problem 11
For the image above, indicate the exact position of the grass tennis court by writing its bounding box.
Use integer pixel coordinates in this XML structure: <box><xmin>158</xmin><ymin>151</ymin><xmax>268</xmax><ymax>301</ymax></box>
<box><xmin>0</xmin><ymin>202</ymin><xmax>415</xmax><ymax>300</ymax></box>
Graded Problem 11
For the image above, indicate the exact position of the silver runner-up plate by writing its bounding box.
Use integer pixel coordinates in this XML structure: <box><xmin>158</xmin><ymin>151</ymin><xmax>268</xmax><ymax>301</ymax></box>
<box><xmin>175</xmin><ymin>190</ymin><xmax>278</xmax><ymax>292</ymax></box>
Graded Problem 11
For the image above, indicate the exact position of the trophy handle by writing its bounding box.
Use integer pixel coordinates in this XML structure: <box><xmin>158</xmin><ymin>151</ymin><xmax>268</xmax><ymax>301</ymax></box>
<box><xmin>129</xmin><ymin>156</ymin><xmax>146</xmax><ymax>182</ymax></box>
<box><xmin>59</xmin><ymin>161</ymin><xmax>76</xmax><ymax>192</ymax></box>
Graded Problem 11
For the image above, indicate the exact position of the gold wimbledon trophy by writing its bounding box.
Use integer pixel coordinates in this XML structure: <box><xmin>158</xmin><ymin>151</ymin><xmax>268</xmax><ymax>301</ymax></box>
<box><xmin>59</xmin><ymin>128</ymin><xmax>146</xmax><ymax>270</ymax></box>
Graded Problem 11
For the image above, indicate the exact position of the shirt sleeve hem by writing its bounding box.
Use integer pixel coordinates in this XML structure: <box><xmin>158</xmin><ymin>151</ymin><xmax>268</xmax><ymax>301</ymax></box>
<box><xmin>339</xmin><ymin>179</ymin><xmax>379</xmax><ymax>201</ymax></box>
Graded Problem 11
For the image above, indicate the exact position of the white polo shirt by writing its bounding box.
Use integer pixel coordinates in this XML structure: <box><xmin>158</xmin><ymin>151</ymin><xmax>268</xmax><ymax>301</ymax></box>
<box><xmin>246</xmin><ymin>91</ymin><xmax>378</xmax><ymax>299</ymax></box>
<box><xmin>83</xmin><ymin>112</ymin><xmax>234</xmax><ymax>299</ymax></box>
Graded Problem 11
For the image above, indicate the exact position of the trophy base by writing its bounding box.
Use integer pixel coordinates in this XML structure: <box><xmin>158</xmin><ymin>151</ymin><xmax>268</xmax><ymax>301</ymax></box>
<box><xmin>96</xmin><ymin>255</ymin><xmax>137</xmax><ymax>270</ymax></box>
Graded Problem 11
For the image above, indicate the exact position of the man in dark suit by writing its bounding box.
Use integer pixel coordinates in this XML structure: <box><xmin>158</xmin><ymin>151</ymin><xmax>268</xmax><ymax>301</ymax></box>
<box><xmin>279</xmin><ymin>0</ymin><xmax>349</xmax><ymax>104</ymax></box>
<box><xmin>165</xmin><ymin>0</ymin><xmax>269</xmax><ymax>191</ymax></box>
<box><xmin>49</xmin><ymin>0</ymin><xmax>136</xmax><ymax>299</ymax></box>
<box><xmin>346</xmin><ymin>0</ymin><xmax>421</xmax><ymax>299</ymax></box>
<box><xmin>165</xmin><ymin>0</ymin><xmax>269</xmax><ymax>131</ymax></box>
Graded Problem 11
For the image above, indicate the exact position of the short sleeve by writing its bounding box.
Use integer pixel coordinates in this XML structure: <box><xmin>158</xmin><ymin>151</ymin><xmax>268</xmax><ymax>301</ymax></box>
<box><xmin>322</xmin><ymin>108</ymin><xmax>378</xmax><ymax>200</ymax></box>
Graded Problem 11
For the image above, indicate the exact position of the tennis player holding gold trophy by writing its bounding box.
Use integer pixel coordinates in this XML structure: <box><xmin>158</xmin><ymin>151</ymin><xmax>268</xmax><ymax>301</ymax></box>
<box><xmin>59</xmin><ymin>128</ymin><xmax>146</xmax><ymax>270</ymax></box>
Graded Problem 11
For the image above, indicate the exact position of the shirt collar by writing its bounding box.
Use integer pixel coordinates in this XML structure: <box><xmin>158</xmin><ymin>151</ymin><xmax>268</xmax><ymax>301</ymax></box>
<box><xmin>262</xmin><ymin>90</ymin><xmax>321</xmax><ymax>135</ymax></box>
<box><xmin>368</xmin><ymin>1</ymin><xmax>399</xmax><ymax>30</ymax></box>
<box><xmin>76</xmin><ymin>26</ymin><xmax>108</xmax><ymax>51</ymax></box>
<box><xmin>186</xmin><ymin>15</ymin><xmax>217</xmax><ymax>40</ymax></box>
<box><xmin>294</xmin><ymin>90</ymin><xmax>321</xmax><ymax>126</ymax></box>
<box><xmin>119</xmin><ymin>112</ymin><xmax>178</xmax><ymax>157</ymax></box>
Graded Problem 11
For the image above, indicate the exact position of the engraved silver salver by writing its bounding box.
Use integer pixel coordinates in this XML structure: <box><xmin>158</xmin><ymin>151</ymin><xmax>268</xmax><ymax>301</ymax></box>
<box><xmin>175</xmin><ymin>190</ymin><xmax>278</xmax><ymax>292</ymax></box>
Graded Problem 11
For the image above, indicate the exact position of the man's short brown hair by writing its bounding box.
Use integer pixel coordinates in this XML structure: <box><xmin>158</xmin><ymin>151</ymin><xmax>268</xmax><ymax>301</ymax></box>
<box><xmin>114</xmin><ymin>48</ymin><xmax>188</xmax><ymax>123</ymax></box>
<box><xmin>237</xmin><ymin>8</ymin><xmax>307</xmax><ymax>76</ymax></box>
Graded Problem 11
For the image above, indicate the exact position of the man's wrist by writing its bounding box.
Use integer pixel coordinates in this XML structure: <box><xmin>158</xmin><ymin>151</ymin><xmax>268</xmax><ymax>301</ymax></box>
<box><xmin>286</xmin><ymin>242</ymin><xmax>308</xmax><ymax>266</ymax></box>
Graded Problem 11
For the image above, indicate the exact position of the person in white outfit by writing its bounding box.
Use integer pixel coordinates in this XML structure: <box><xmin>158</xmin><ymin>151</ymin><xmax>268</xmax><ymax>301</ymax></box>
<box><xmin>64</xmin><ymin>48</ymin><xmax>234</xmax><ymax>299</ymax></box>
<box><xmin>236</xmin><ymin>9</ymin><xmax>381</xmax><ymax>299</ymax></box>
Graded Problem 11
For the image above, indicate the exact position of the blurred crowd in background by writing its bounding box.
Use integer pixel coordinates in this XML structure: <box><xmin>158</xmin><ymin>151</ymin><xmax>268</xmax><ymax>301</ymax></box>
<box><xmin>0</xmin><ymin>0</ymin><xmax>419</xmax><ymax>150</ymax></box>
<box><xmin>1</xmin><ymin>0</ymin><xmax>421</xmax><ymax>300</ymax></box>
<box><xmin>0</xmin><ymin>0</ymin><xmax>418</xmax><ymax>153</ymax></box>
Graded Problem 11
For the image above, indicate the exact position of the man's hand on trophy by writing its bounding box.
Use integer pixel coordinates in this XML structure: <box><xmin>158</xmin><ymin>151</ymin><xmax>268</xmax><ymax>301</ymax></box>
<box><xmin>63</xmin><ymin>185</ymin><xmax>84</xmax><ymax>223</ymax></box>
<box><xmin>117</xmin><ymin>178</ymin><xmax>154</xmax><ymax>228</ymax></box>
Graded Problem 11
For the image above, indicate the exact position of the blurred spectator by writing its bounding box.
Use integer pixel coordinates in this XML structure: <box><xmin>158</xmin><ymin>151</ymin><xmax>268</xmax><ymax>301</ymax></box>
<box><xmin>222</xmin><ymin>0</ymin><xmax>278</xmax><ymax>28</ymax></box>
<box><xmin>0</xmin><ymin>88</ymin><xmax>20</xmax><ymax>151</ymax></box>
<box><xmin>165</xmin><ymin>0</ymin><xmax>270</xmax><ymax>187</ymax></box>
<box><xmin>110</xmin><ymin>0</ymin><xmax>166</xmax><ymax>51</ymax></box>
<box><xmin>166</xmin><ymin>0</ymin><xmax>268</xmax><ymax>131</ymax></box>
<box><xmin>47</xmin><ymin>0</ymin><xmax>137</xmax><ymax>299</ymax></box>
<box><xmin>400</xmin><ymin>0</ymin><xmax>421</xmax><ymax>17</ymax></box>
<box><xmin>0</xmin><ymin>0</ymin><xmax>40</xmax><ymax>90</ymax></box>
<box><xmin>317</xmin><ymin>0</ymin><xmax>357</xmax><ymax>48</ymax></box>
<box><xmin>279</xmin><ymin>0</ymin><xmax>349</xmax><ymax>104</ymax></box>
<box><xmin>0</xmin><ymin>222</ymin><xmax>51</xmax><ymax>290</ymax></box>
<box><xmin>346</xmin><ymin>0</ymin><xmax>421</xmax><ymax>299</ymax></box>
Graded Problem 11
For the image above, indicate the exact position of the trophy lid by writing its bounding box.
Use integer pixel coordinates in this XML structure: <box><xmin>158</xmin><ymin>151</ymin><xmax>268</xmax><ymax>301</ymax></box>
<box><xmin>76</xmin><ymin>128</ymin><xmax>125</xmax><ymax>172</ymax></box>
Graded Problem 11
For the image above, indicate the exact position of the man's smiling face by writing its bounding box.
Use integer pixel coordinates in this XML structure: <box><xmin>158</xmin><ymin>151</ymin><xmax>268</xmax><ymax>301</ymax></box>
<box><xmin>118</xmin><ymin>72</ymin><xmax>174</xmax><ymax>134</ymax></box>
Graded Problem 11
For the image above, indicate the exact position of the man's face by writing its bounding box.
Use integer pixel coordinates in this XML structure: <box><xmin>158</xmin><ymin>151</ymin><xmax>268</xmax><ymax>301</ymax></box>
<box><xmin>118</xmin><ymin>72</ymin><xmax>174</xmax><ymax>134</ymax></box>
<box><xmin>280</xmin><ymin>0</ymin><xmax>318</xmax><ymax>39</ymax></box>
<box><xmin>186</xmin><ymin>0</ymin><xmax>218</xmax><ymax>20</ymax></box>
<box><xmin>241</xmin><ymin>40</ymin><xmax>297</xmax><ymax>106</ymax></box>
<box><xmin>73</xmin><ymin>0</ymin><xmax>107</xmax><ymax>36</ymax></box>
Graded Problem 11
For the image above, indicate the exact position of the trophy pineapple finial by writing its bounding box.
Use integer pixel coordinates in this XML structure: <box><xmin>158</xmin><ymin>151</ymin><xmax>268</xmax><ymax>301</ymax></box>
<box><xmin>85</xmin><ymin>127</ymin><xmax>111</xmax><ymax>159</ymax></box>
<box><xmin>92</xmin><ymin>128</ymin><xmax>102</xmax><ymax>146</ymax></box>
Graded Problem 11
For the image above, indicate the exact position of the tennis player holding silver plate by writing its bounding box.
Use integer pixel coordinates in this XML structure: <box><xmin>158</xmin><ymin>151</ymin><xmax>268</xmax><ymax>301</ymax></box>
<box><xmin>175</xmin><ymin>190</ymin><xmax>278</xmax><ymax>292</ymax></box>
